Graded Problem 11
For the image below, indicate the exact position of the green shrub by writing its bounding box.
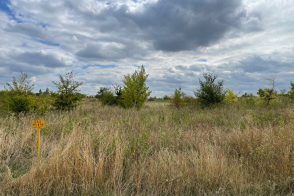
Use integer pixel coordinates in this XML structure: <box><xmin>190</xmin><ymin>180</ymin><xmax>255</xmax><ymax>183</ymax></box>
<box><xmin>257</xmin><ymin>77</ymin><xmax>278</xmax><ymax>106</ymax></box>
<box><xmin>163</xmin><ymin>95</ymin><xmax>170</xmax><ymax>100</ymax></box>
<box><xmin>170</xmin><ymin>87</ymin><xmax>186</xmax><ymax>108</ymax></box>
<box><xmin>7</xmin><ymin>94</ymin><xmax>35</xmax><ymax>114</ymax></box>
<box><xmin>95</xmin><ymin>87</ymin><xmax>110</xmax><ymax>99</ymax></box>
<box><xmin>194</xmin><ymin>73</ymin><xmax>226</xmax><ymax>107</ymax></box>
<box><xmin>225</xmin><ymin>89</ymin><xmax>238</xmax><ymax>104</ymax></box>
<box><xmin>101</xmin><ymin>91</ymin><xmax>117</xmax><ymax>106</ymax></box>
<box><xmin>289</xmin><ymin>82</ymin><xmax>294</xmax><ymax>99</ymax></box>
<box><xmin>4</xmin><ymin>72</ymin><xmax>37</xmax><ymax>115</ymax></box>
<box><xmin>33</xmin><ymin>95</ymin><xmax>53</xmax><ymax>115</ymax></box>
<box><xmin>52</xmin><ymin>71</ymin><xmax>83</xmax><ymax>110</ymax></box>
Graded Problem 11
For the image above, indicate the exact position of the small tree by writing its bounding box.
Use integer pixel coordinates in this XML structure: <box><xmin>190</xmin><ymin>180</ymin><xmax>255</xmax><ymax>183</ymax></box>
<box><xmin>163</xmin><ymin>95</ymin><xmax>170</xmax><ymax>100</ymax></box>
<box><xmin>5</xmin><ymin>72</ymin><xmax>36</xmax><ymax>114</ymax></box>
<box><xmin>101</xmin><ymin>91</ymin><xmax>117</xmax><ymax>106</ymax></box>
<box><xmin>113</xmin><ymin>84</ymin><xmax>123</xmax><ymax>105</ymax></box>
<box><xmin>6</xmin><ymin>72</ymin><xmax>34</xmax><ymax>95</ymax></box>
<box><xmin>121</xmin><ymin>65</ymin><xmax>152</xmax><ymax>110</ymax></box>
<box><xmin>95</xmin><ymin>87</ymin><xmax>110</xmax><ymax>99</ymax></box>
<box><xmin>225</xmin><ymin>89</ymin><xmax>238</xmax><ymax>104</ymax></box>
<box><xmin>257</xmin><ymin>77</ymin><xmax>277</xmax><ymax>106</ymax></box>
<box><xmin>44</xmin><ymin>87</ymin><xmax>50</xmax><ymax>96</ymax></box>
<box><xmin>289</xmin><ymin>82</ymin><xmax>294</xmax><ymax>99</ymax></box>
<box><xmin>194</xmin><ymin>73</ymin><xmax>226</xmax><ymax>107</ymax></box>
<box><xmin>52</xmin><ymin>71</ymin><xmax>83</xmax><ymax>110</ymax></box>
<box><xmin>170</xmin><ymin>87</ymin><xmax>186</xmax><ymax>108</ymax></box>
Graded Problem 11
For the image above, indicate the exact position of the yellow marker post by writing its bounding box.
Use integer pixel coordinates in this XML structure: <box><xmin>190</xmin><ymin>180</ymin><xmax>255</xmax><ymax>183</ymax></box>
<box><xmin>33</xmin><ymin>119</ymin><xmax>45</xmax><ymax>156</ymax></box>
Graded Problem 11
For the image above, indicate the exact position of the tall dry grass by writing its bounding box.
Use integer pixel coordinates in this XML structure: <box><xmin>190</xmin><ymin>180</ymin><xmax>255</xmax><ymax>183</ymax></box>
<box><xmin>0</xmin><ymin>99</ymin><xmax>294</xmax><ymax>195</ymax></box>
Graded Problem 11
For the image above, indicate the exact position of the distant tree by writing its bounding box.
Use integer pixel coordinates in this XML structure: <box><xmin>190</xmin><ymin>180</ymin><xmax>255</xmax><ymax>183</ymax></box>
<box><xmin>225</xmin><ymin>89</ymin><xmax>238</xmax><ymax>104</ymax></box>
<box><xmin>52</xmin><ymin>71</ymin><xmax>83</xmax><ymax>110</ymax></box>
<box><xmin>170</xmin><ymin>87</ymin><xmax>186</xmax><ymax>108</ymax></box>
<box><xmin>36</xmin><ymin>89</ymin><xmax>43</xmax><ymax>96</ymax></box>
<box><xmin>101</xmin><ymin>91</ymin><xmax>117</xmax><ymax>106</ymax></box>
<box><xmin>163</xmin><ymin>95</ymin><xmax>170</xmax><ymax>100</ymax></box>
<box><xmin>257</xmin><ymin>77</ymin><xmax>277</xmax><ymax>106</ymax></box>
<box><xmin>289</xmin><ymin>82</ymin><xmax>294</xmax><ymax>99</ymax></box>
<box><xmin>194</xmin><ymin>73</ymin><xmax>226</xmax><ymax>107</ymax></box>
<box><xmin>280</xmin><ymin>89</ymin><xmax>288</xmax><ymax>96</ymax></box>
<box><xmin>241</xmin><ymin>93</ymin><xmax>254</xmax><ymax>98</ymax></box>
<box><xmin>44</xmin><ymin>87</ymin><xmax>50</xmax><ymax>96</ymax></box>
<box><xmin>113</xmin><ymin>84</ymin><xmax>123</xmax><ymax>105</ymax></box>
<box><xmin>121</xmin><ymin>65</ymin><xmax>152</xmax><ymax>110</ymax></box>
<box><xmin>95</xmin><ymin>87</ymin><xmax>110</xmax><ymax>99</ymax></box>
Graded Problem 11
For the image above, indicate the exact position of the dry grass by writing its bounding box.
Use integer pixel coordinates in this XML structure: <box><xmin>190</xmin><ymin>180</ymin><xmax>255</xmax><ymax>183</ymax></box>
<box><xmin>1</xmin><ymin>99</ymin><xmax>294</xmax><ymax>195</ymax></box>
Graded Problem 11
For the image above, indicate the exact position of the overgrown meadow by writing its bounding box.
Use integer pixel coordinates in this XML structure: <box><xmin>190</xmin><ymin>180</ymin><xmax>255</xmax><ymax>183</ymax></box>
<box><xmin>1</xmin><ymin>97</ymin><xmax>294</xmax><ymax>195</ymax></box>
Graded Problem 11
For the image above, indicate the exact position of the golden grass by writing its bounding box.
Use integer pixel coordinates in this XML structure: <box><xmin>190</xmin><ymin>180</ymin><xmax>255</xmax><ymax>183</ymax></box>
<box><xmin>0</xmin><ymin>99</ymin><xmax>294</xmax><ymax>195</ymax></box>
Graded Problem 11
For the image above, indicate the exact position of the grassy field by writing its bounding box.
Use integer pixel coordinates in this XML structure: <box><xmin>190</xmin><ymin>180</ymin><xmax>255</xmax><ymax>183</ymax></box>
<box><xmin>1</xmin><ymin>98</ymin><xmax>294</xmax><ymax>195</ymax></box>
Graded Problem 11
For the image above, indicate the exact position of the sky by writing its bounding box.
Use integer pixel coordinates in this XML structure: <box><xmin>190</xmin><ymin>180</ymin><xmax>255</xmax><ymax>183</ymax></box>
<box><xmin>0</xmin><ymin>0</ymin><xmax>293</xmax><ymax>97</ymax></box>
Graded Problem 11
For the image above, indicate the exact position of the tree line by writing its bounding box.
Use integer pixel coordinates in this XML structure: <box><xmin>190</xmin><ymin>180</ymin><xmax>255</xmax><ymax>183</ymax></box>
<box><xmin>1</xmin><ymin>65</ymin><xmax>294</xmax><ymax>115</ymax></box>
<box><xmin>0</xmin><ymin>66</ymin><xmax>151</xmax><ymax>115</ymax></box>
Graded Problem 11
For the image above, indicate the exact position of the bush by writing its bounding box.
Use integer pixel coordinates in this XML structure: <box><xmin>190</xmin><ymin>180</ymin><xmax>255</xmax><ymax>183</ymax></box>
<box><xmin>148</xmin><ymin>97</ymin><xmax>155</xmax><ymax>101</ymax></box>
<box><xmin>4</xmin><ymin>72</ymin><xmax>37</xmax><ymax>115</ymax></box>
<box><xmin>95</xmin><ymin>87</ymin><xmax>110</xmax><ymax>99</ymax></box>
<box><xmin>33</xmin><ymin>95</ymin><xmax>53</xmax><ymax>115</ymax></box>
<box><xmin>194</xmin><ymin>73</ymin><xmax>226</xmax><ymax>107</ymax></box>
<box><xmin>7</xmin><ymin>94</ymin><xmax>35</xmax><ymax>114</ymax></box>
<box><xmin>225</xmin><ymin>89</ymin><xmax>238</xmax><ymax>104</ymax></box>
<box><xmin>101</xmin><ymin>91</ymin><xmax>117</xmax><ymax>106</ymax></box>
<box><xmin>289</xmin><ymin>82</ymin><xmax>294</xmax><ymax>99</ymax></box>
<box><xmin>257</xmin><ymin>77</ymin><xmax>278</xmax><ymax>106</ymax></box>
<box><xmin>170</xmin><ymin>87</ymin><xmax>186</xmax><ymax>108</ymax></box>
<box><xmin>163</xmin><ymin>95</ymin><xmax>170</xmax><ymax>100</ymax></box>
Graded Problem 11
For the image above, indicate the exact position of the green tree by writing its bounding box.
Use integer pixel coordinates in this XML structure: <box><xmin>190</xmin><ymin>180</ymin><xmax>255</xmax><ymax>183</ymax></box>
<box><xmin>101</xmin><ymin>91</ymin><xmax>117</xmax><ymax>106</ymax></box>
<box><xmin>121</xmin><ymin>65</ymin><xmax>152</xmax><ymax>110</ymax></box>
<box><xmin>52</xmin><ymin>71</ymin><xmax>83</xmax><ymax>110</ymax></box>
<box><xmin>194</xmin><ymin>73</ymin><xmax>226</xmax><ymax>107</ymax></box>
<box><xmin>44</xmin><ymin>87</ymin><xmax>50</xmax><ymax>96</ymax></box>
<box><xmin>289</xmin><ymin>82</ymin><xmax>294</xmax><ymax>99</ymax></box>
<box><xmin>225</xmin><ymin>89</ymin><xmax>238</xmax><ymax>104</ymax></box>
<box><xmin>163</xmin><ymin>95</ymin><xmax>170</xmax><ymax>100</ymax></box>
<box><xmin>5</xmin><ymin>72</ymin><xmax>34</xmax><ymax>95</ymax></box>
<box><xmin>5</xmin><ymin>72</ymin><xmax>36</xmax><ymax>114</ymax></box>
<box><xmin>170</xmin><ymin>87</ymin><xmax>186</xmax><ymax>108</ymax></box>
<box><xmin>95</xmin><ymin>87</ymin><xmax>110</xmax><ymax>99</ymax></box>
<box><xmin>113</xmin><ymin>84</ymin><xmax>123</xmax><ymax>105</ymax></box>
<box><xmin>257</xmin><ymin>77</ymin><xmax>277</xmax><ymax>106</ymax></box>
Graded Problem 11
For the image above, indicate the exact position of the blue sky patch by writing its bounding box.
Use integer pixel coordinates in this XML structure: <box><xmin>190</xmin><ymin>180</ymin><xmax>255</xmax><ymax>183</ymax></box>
<box><xmin>0</xmin><ymin>1</ymin><xmax>23</xmax><ymax>23</ymax></box>
<box><xmin>0</xmin><ymin>1</ymin><xmax>11</xmax><ymax>14</ymax></box>
<box><xmin>37</xmin><ymin>22</ymin><xmax>50</xmax><ymax>29</ymax></box>
<box><xmin>36</xmin><ymin>39</ymin><xmax>60</xmax><ymax>47</ymax></box>
<box><xmin>82</xmin><ymin>64</ymin><xmax>117</xmax><ymax>69</ymax></box>
<box><xmin>198</xmin><ymin>59</ymin><xmax>207</xmax><ymax>62</ymax></box>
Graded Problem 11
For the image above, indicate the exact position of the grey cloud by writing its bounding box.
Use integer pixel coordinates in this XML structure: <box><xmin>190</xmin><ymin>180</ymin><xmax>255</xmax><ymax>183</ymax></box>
<box><xmin>54</xmin><ymin>0</ymin><xmax>262</xmax><ymax>53</ymax></box>
<box><xmin>129</xmin><ymin>0</ymin><xmax>261</xmax><ymax>51</ymax></box>
<box><xmin>236</xmin><ymin>56</ymin><xmax>292</xmax><ymax>73</ymax></box>
<box><xmin>76</xmin><ymin>41</ymin><xmax>147</xmax><ymax>61</ymax></box>
<box><xmin>0</xmin><ymin>61</ymin><xmax>55</xmax><ymax>79</ymax></box>
<box><xmin>14</xmin><ymin>52</ymin><xmax>69</xmax><ymax>68</ymax></box>
<box><xmin>5</xmin><ymin>23</ymin><xmax>47</xmax><ymax>40</ymax></box>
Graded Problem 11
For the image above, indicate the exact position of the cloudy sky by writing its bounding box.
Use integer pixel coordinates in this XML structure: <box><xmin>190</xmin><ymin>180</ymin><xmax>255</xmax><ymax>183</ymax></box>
<box><xmin>0</xmin><ymin>0</ymin><xmax>293</xmax><ymax>97</ymax></box>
